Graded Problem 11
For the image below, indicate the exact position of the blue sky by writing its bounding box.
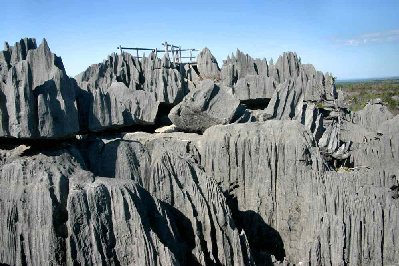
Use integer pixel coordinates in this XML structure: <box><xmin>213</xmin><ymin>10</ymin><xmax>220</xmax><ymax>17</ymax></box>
<box><xmin>1</xmin><ymin>0</ymin><xmax>398</xmax><ymax>79</ymax></box>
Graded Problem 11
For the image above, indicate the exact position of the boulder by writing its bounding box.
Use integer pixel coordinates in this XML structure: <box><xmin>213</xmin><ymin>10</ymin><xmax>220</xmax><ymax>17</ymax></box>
<box><xmin>169</xmin><ymin>79</ymin><xmax>240</xmax><ymax>132</ymax></box>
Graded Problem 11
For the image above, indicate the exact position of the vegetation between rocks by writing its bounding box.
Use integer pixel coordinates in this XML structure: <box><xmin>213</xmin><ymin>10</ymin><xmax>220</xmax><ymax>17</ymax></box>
<box><xmin>337</xmin><ymin>78</ymin><xmax>399</xmax><ymax>113</ymax></box>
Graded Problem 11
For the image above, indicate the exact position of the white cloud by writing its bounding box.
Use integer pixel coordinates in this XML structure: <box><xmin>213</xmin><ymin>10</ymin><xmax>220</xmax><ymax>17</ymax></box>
<box><xmin>337</xmin><ymin>29</ymin><xmax>399</xmax><ymax>46</ymax></box>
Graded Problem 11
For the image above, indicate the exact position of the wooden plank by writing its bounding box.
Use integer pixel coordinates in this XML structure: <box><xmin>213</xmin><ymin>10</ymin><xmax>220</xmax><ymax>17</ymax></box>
<box><xmin>118</xmin><ymin>47</ymin><xmax>197</xmax><ymax>52</ymax></box>
<box><xmin>162</xmin><ymin>42</ymin><xmax>179</xmax><ymax>49</ymax></box>
<box><xmin>180</xmin><ymin>46</ymin><xmax>185</xmax><ymax>74</ymax></box>
<box><xmin>120</xmin><ymin>47</ymin><xmax>155</xmax><ymax>51</ymax></box>
<box><xmin>118</xmin><ymin>43</ymin><xmax>198</xmax><ymax>64</ymax></box>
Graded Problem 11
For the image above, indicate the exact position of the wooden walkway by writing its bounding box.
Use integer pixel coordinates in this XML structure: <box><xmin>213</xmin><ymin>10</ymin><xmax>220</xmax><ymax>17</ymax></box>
<box><xmin>117</xmin><ymin>41</ymin><xmax>198</xmax><ymax>64</ymax></box>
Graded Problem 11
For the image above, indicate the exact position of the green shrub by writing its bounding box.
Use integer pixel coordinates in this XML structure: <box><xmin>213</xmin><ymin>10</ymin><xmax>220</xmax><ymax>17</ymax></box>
<box><xmin>337</xmin><ymin>78</ymin><xmax>399</xmax><ymax>113</ymax></box>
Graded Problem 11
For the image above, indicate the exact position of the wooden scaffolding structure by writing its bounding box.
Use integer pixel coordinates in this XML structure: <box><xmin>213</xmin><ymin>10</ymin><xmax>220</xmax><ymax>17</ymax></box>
<box><xmin>117</xmin><ymin>41</ymin><xmax>198</xmax><ymax>64</ymax></box>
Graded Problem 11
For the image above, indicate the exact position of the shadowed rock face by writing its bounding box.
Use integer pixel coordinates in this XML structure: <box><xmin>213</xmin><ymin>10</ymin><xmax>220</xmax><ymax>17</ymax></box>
<box><xmin>0</xmin><ymin>38</ymin><xmax>79</xmax><ymax>138</ymax></box>
<box><xmin>200</xmin><ymin>121</ymin><xmax>324</xmax><ymax>262</ymax></box>
<box><xmin>1</xmin><ymin>37</ymin><xmax>399</xmax><ymax>266</ymax></box>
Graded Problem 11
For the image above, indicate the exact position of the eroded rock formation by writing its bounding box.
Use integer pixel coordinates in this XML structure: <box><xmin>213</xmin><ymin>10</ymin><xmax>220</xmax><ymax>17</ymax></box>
<box><xmin>169</xmin><ymin>79</ymin><xmax>240</xmax><ymax>132</ymax></box>
<box><xmin>1</xmin><ymin>38</ymin><xmax>398</xmax><ymax>266</ymax></box>
<box><xmin>0</xmin><ymin>38</ymin><xmax>79</xmax><ymax>138</ymax></box>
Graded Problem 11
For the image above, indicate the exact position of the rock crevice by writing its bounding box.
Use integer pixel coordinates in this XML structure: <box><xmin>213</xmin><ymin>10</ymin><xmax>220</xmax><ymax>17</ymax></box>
<box><xmin>1</xmin><ymin>37</ymin><xmax>398</xmax><ymax>266</ymax></box>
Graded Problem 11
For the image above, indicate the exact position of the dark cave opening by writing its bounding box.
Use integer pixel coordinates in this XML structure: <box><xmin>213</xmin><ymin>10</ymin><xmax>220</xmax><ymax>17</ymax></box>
<box><xmin>241</xmin><ymin>98</ymin><xmax>271</xmax><ymax>110</ymax></box>
<box><xmin>0</xmin><ymin>137</ymin><xmax>75</xmax><ymax>151</ymax></box>
<box><xmin>155</xmin><ymin>102</ymin><xmax>174</xmax><ymax>127</ymax></box>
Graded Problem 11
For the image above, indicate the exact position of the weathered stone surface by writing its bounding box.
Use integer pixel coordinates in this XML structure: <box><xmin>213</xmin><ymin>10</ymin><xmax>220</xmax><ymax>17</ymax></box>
<box><xmin>233</xmin><ymin>75</ymin><xmax>276</xmax><ymax>101</ymax></box>
<box><xmin>75</xmin><ymin>51</ymin><xmax>188</xmax><ymax>132</ymax></box>
<box><xmin>300</xmin><ymin>103</ymin><xmax>324</xmax><ymax>141</ymax></box>
<box><xmin>0</xmin><ymin>148</ymin><xmax>81</xmax><ymax>265</ymax></box>
<box><xmin>0</xmin><ymin>141</ymin><xmax>251</xmax><ymax>265</ymax></box>
<box><xmin>200</xmin><ymin>121</ymin><xmax>324</xmax><ymax>263</ymax></box>
<box><xmin>221</xmin><ymin>50</ymin><xmax>263</xmax><ymax>86</ymax></box>
<box><xmin>72</xmin><ymin>48</ymin><xmax>338</xmax><ymax>136</ymax></box>
<box><xmin>274</xmin><ymin>52</ymin><xmax>301</xmax><ymax>83</ymax></box>
<box><xmin>169</xmin><ymin>79</ymin><xmax>240</xmax><ymax>132</ymax></box>
<box><xmin>75</xmin><ymin>132</ymin><xmax>252</xmax><ymax>265</ymax></box>
<box><xmin>75</xmin><ymin>52</ymin><xmax>142</xmax><ymax>92</ymax></box>
<box><xmin>184</xmin><ymin>63</ymin><xmax>201</xmax><ymax>91</ymax></box>
<box><xmin>274</xmin><ymin>53</ymin><xmax>336</xmax><ymax>102</ymax></box>
<box><xmin>221</xmin><ymin>50</ymin><xmax>275</xmax><ymax>103</ymax></box>
<box><xmin>76</xmin><ymin>81</ymin><xmax>159</xmax><ymax>132</ymax></box>
<box><xmin>352</xmin><ymin>101</ymin><xmax>394</xmax><ymax>132</ymax></box>
<box><xmin>200</xmin><ymin>120</ymin><xmax>399</xmax><ymax>265</ymax></box>
<box><xmin>0</xmin><ymin>38</ymin><xmax>79</xmax><ymax>138</ymax></box>
<box><xmin>380</xmin><ymin>113</ymin><xmax>399</xmax><ymax>135</ymax></box>
<box><xmin>347</xmin><ymin>115</ymin><xmax>399</xmax><ymax>170</ymax></box>
<box><xmin>264</xmin><ymin>77</ymin><xmax>305</xmax><ymax>120</ymax></box>
<box><xmin>308</xmin><ymin>169</ymin><xmax>399</xmax><ymax>266</ymax></box>
<box><xmin>220</xmin><ymin>50</ymin><xmax>336</xmax><ymax>107</ymax></box>
<box><xmin>141</xmin><ymin>53</ymin><xmax>184</xmax><ymax>104</ymax></box>
<box><xmin>67</xmin><ymin>178</ymin><xmax>191</xmax><ymax>265</ymax></box>
<box><xmin>1</xmin><ymin>38</ymin><xmax>398</xmax><ymax>266</ymax></box>
<box><xmin>301</xmin><ymin>65</ymin><xmax>336</xmax><ymax>102</ymax></box>
<box><xmin>196</xmin><ymin>48</ymin><xmax>220</xmax><ymax>80</ymax></box>
<box><xmin>318</xmin><ymin>120</ymin><xmax>340</xmax><ymax>155</ymax></box>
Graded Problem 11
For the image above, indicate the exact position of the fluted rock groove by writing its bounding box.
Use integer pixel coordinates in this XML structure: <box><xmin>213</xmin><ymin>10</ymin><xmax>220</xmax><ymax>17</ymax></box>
<box><xmin>1</xmin><ymin>38</ymin><xmax>398</xmax><ymax>266</ymax></box>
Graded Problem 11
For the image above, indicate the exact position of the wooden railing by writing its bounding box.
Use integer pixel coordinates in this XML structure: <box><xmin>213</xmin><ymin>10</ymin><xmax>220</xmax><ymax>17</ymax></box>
<box><xmin>117</xmin><ymin>41</ymin><xmax>198</xmax><ymax>64</ymax></box>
